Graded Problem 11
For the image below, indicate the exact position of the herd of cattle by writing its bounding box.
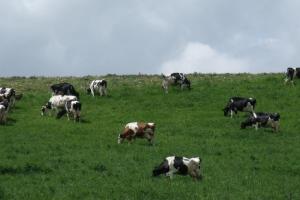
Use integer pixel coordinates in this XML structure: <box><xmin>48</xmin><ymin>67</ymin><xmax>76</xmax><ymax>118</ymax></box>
<box><xmin>0</xmin><ymin>68</ymin><xmax>297</xmax><ymax>179</ymax></box>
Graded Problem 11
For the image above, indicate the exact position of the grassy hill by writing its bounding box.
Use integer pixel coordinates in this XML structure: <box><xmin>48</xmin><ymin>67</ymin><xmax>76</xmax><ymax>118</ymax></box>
<box><xmin>0</xmin><ymin>74</ymin><xmax>299</xmax><ymax>200</ymax></box>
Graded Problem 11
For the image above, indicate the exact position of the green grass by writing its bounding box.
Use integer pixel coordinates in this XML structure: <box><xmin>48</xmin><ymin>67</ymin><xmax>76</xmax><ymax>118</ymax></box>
<box><xmin>0</xmin><ymin>74</ymin><xmax>299</xmax><ymax>200</ymax></box>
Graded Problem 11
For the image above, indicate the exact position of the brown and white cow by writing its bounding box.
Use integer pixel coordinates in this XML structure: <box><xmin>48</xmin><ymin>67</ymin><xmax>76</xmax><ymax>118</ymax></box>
<box><xmin>117</xmin><ymin>122</ymin><xmax>155</xmax><ymax>144</ymax></box>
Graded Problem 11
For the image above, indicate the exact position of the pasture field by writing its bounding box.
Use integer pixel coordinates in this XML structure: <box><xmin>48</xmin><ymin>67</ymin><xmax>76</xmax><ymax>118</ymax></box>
<box><xmin>0</xmin><ymin>74</ymin><xmax>299</xmax><ymax>200</ymax></box>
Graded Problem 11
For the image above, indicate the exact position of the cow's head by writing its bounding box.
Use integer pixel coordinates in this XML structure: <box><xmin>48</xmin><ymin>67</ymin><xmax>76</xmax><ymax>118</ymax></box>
<box><xmin>117</xmin><ymin>133</ymin><xmax>125</xmax><ymax>144</ymax></box>
<box><xmin>145</xmin><ymin>123</ymin><xmax>155</xmax><ymax>131</ymax></box>
<box><xmin>86</xmin><ymin>88</ymin><xmax>91</xmax><ymax>94</ymax></box>
<box><xmin>223</xmin><ymin>106</ymin><xmax>230</xmax><ymax>116</ymax></box>
<box><xmin>41</xmin><ymin>102</ymin><xmax>51</xmax><ymax>116</ymax></box>
<box><xmin>270</xmin><ymin>113</ymin><xmax>280</xmax><ymax>121</ymax></box>
<box><xmin>188</xmin><ymin>158</ymin><xmax>202</xmax><ymax>180</ymax></box>
<box><xmin>152</xmin><ymin>159</ymin><xmax>169</xmax><ymax>177</ymax></box>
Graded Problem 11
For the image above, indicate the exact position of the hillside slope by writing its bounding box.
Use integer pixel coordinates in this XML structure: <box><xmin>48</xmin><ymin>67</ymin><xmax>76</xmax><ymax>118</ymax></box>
<box><xmin>0</xmin><ymin>74</ymin><xmax>299</xmax><ymax>200</ymax></box>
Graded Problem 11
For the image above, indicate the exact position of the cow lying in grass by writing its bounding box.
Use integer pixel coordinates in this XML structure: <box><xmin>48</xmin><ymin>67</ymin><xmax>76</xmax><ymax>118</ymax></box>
<box><xmin>41</xmin><ymin>95</ymin><xmax>78</xmax><ymax>119</ymax></box>
<box><xmin>162</xmin><ymin>73</ymin><xmax>191</xmax><ymax>93</ymax></box>
<box><xmin>118</xmin><ymin>122</ymin><xmax>155</xmax><ymax>144</ymax></box>
<box><xmin>152</xmin><ymin>156</ymin><xmax>202</xmax><ymax>180</ymax></box>
<box><xmin>87</xmin><ymin>80</ymin><xmax>108</xmax><ymax>96</ymax></box>
<box><xmin>241</xmin><ymin>112</ymin><xmax>280</xmax><ymax>132</ymax></box>
<box><xmin>223</xmin><ymin>97</ymin><xmax>256</xmax><ymax>118</ymax></box>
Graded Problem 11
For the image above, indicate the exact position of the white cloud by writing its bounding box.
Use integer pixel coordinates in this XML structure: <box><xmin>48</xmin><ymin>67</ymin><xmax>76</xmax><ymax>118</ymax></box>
<box><xmin>160</xmin><ymin>42</ymin><xmax>250</xmax><ymax>74</ymax></box>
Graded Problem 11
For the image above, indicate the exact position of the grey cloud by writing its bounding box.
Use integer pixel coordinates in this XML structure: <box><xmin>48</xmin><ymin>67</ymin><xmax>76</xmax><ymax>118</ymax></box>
<box><xmin>0</xmin><ymin>0</ymin><xmax>300</xmax><ymax>76</ymax></box>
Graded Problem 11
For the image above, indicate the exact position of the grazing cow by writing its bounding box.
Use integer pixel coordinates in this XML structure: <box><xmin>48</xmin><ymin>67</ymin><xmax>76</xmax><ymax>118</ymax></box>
<box><xmin>41</xmin><ymin>95</ymin><xmax>77</xmax><ymax>118</ymax></box>
<box><xmin>87</xmin><ymin>80</ymin><xmax>108</xmax><ymax>96</ymax></box>
<box><xmin>241</xmin><ymin>112</ymin><xmax>280</xmax><ymax>132</ymax></box>
<box><xmin>0</xmin><ymin>100</ymin><xmax>9</xmax><ymax>124</ymax></box>
<box><xmin>285</xmin><ymin>67</ymin><xmax>300</xmax><ymax>84</ymax></box>
<box><xmin>117</xmin><ymin>122</ymin><xmax>155</xmax><ymax>144</ymax></box>
<box><xmin>0</xmin><ymin>87</ymin><xmax>16</xmax><ymax>110</ymax></box>
<box><xmin>162</xmin><ymin>73</ymin><xmax>191</xmax><ymax>93</ymax></box>
<box><xmin>65</xmin><ymin>100</ymin><xmax>81</xmax><ymax>122</ymax></box>
<box><xmin>152</xmin><ymin>156</ymin><xmax>202</xmax><ymax>180</ymax></box>
<box><xmin>50</xmin><ymin>83</ymin><xmax>79</xmax><ymax>97</ymax></box>
<box><xmin>223</xmin><ymin>97</ymin><xmax>256</xmax><ymax>118</ymax></box>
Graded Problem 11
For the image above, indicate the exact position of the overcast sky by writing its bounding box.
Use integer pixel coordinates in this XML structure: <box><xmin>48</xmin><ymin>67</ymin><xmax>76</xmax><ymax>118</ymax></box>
<box><xmin>0</xmin><ymin>0</ymin><xmax>299</xmax><ymax>76</ymax></box>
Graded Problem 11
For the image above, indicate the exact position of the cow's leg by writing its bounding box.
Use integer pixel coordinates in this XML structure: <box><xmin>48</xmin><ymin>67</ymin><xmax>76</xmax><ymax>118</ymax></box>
<box><xmin>99</xmin><ymin>87</ymin><xmax>103</xmax><ymax>96</ymax></box>
<box><xmin>166</xmin><ymin>170</ymin><xmax>175</xmax><ymax>179</ymax></box>
<box><xmin>162</xmin><ymin>80</ymin><xmax>169</xmax><ymax>94</ymax></box>
<box><xmin>66</xmin><ymin>112</ymin><xmax>70</xmax><ymax>121</ymax></box>
<box><xmin>255</xmin><ymin>123</ymin><xmax>258</xmax><ymax>130</ymax></box>
<box><xmin>144</xmin><ymin>132</ymin><xmax>154</xmax><ymax>145</ymax></box>
<box><xmin>3</xmin><ymin>114</ymin><xmax>7</xmax><ymax>124</ymax></box>
<box><xmin>230</xmin><ymin>110</ymin><xmax>233</xmax><ymax>118</ymax></box>
<box><xmin>91</xmin><ymin>88</ymin><xmax>95</xmax><ymax>97</ymax></box>
<box><xmin>180</xmin><ymin>84</ymin><xmax>184</xmax><ymax>90</ymax></box>
<box><xmin>166</xmin><ymin>172</ymin><xmax>173</xmax><ymax>179</ymax></box>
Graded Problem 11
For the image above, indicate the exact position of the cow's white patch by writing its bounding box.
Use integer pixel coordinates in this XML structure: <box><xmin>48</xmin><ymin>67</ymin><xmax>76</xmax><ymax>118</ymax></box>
<box><xmin>125</xmin><ymin>122</ymin><xmax>139</xmax><ymax>133</ymax></box>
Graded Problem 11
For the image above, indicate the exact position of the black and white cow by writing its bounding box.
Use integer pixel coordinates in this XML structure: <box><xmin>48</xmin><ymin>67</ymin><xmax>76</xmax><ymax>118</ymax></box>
<box><xmin>152</xmin><ymin>156</ymin><xmax>202</xmax><ymax>180</ymax></box>
<box><xmin>0</xmin><ymin>87</ymin><xmax>16</xmax><ymax>110</ymax></box>
<box><xmin>50</xmin><ymin>83</ymin><xmax>79</xmax><ymax>97</ymax></box>
<box><xmin>0</xmin><ymin>99</ymin><xmax>9</xmax><ymax>124</ymax></box>
<box><xmin>241</xmin><ymin>112</ymin><xmax>280</xmax><ymax>132</ymax></box>
<box><xmin>223</xmin><ymin>97</ymin><xmax>256</xmax><ymax>118</ymax></box>
<box><xmin>65</xmin><ymin>100</ymin><xmax>81</xmax><ymax>122</ymax></box>
<box><xmin>87</xmin><ymin>80</ymin><xmax>107</xmax><ymax>96</ymax></box>
<box><xmin>285</xmin><ymin>67</ymin><xmax>300</xmax><ymax>84</ymax></box>
<box><xmin>41</xmin><ymin>95</ymin><xmax>78</xmax><ymax>119</ymax></box>
<box><xmin>162</xmin><ymin>73</ymin><xmax>191</xmax><ymax>93</ymax></box>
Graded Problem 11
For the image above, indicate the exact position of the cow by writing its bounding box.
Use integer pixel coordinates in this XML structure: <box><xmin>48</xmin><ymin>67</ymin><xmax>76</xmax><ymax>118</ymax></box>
<box><xmin>65</xmin><ymin>100</ymin><xmax>81</xmax><ymax>122</ymax></box>
<box><xmin>241</xmin><ymin>112</ymin><xmax>280</xmax><ymax>132</ymax></box>
<box><xmin>117</xmin><ymin>122</ymin><xmax>155</xmax><ymax>144</ymax></box>
<box><xmin>223</xmin><ymin>97</ymin><xmax>256</xmax><ymax>118</ymax></box>
<box><xmin>0</xmin><ymin>100</ymin><xmax>9</xmax><ymax>124</ymax></box>
<box><xmin>162</xmin><ymin>73</ymin><xmax>191</xmax><ymax>93</ymax></box>
<box><xmin>87</xmin><ymin>80</ymin><xmax>108</xmax><ymax>96</ymax></box>
<box><xmin>0</xmin><ymin>87</ymin><xmax>16</xmax><ymax>110</ymax></box>
<box><xmin>41</xmin><ymin>95</ymin><xmax>78</xmax><ymax>118</ymax></box>
<box><xmin>285</xmin><ymin>67</ymin><xmax>300</xmax><ymax>84</ymax></box>
<box><xmin>50</xmin><ymin>82</ymin><xmax>79</xmax><ymax>98</ymax></box>
<box><xmin>152</xmin><ymin>156</ymin><xmax>202</xmax><ymax>180</ymax></box>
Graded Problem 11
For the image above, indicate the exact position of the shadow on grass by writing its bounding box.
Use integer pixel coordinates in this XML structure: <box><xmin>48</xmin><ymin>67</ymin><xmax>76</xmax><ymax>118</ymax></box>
<box><xmin>0</xmin><ymin>164</ymin><xmax>52</xmax><ymax>175</ymax></box>
<box><xmin>0</xmin><ymin>118</ymin><xmax>17</xmax><ymax>126</ymax></box>
<box><xmin>80</xmin><ymin>119</ymin><xmax>91</xmax><ymax>124</ymax></box>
